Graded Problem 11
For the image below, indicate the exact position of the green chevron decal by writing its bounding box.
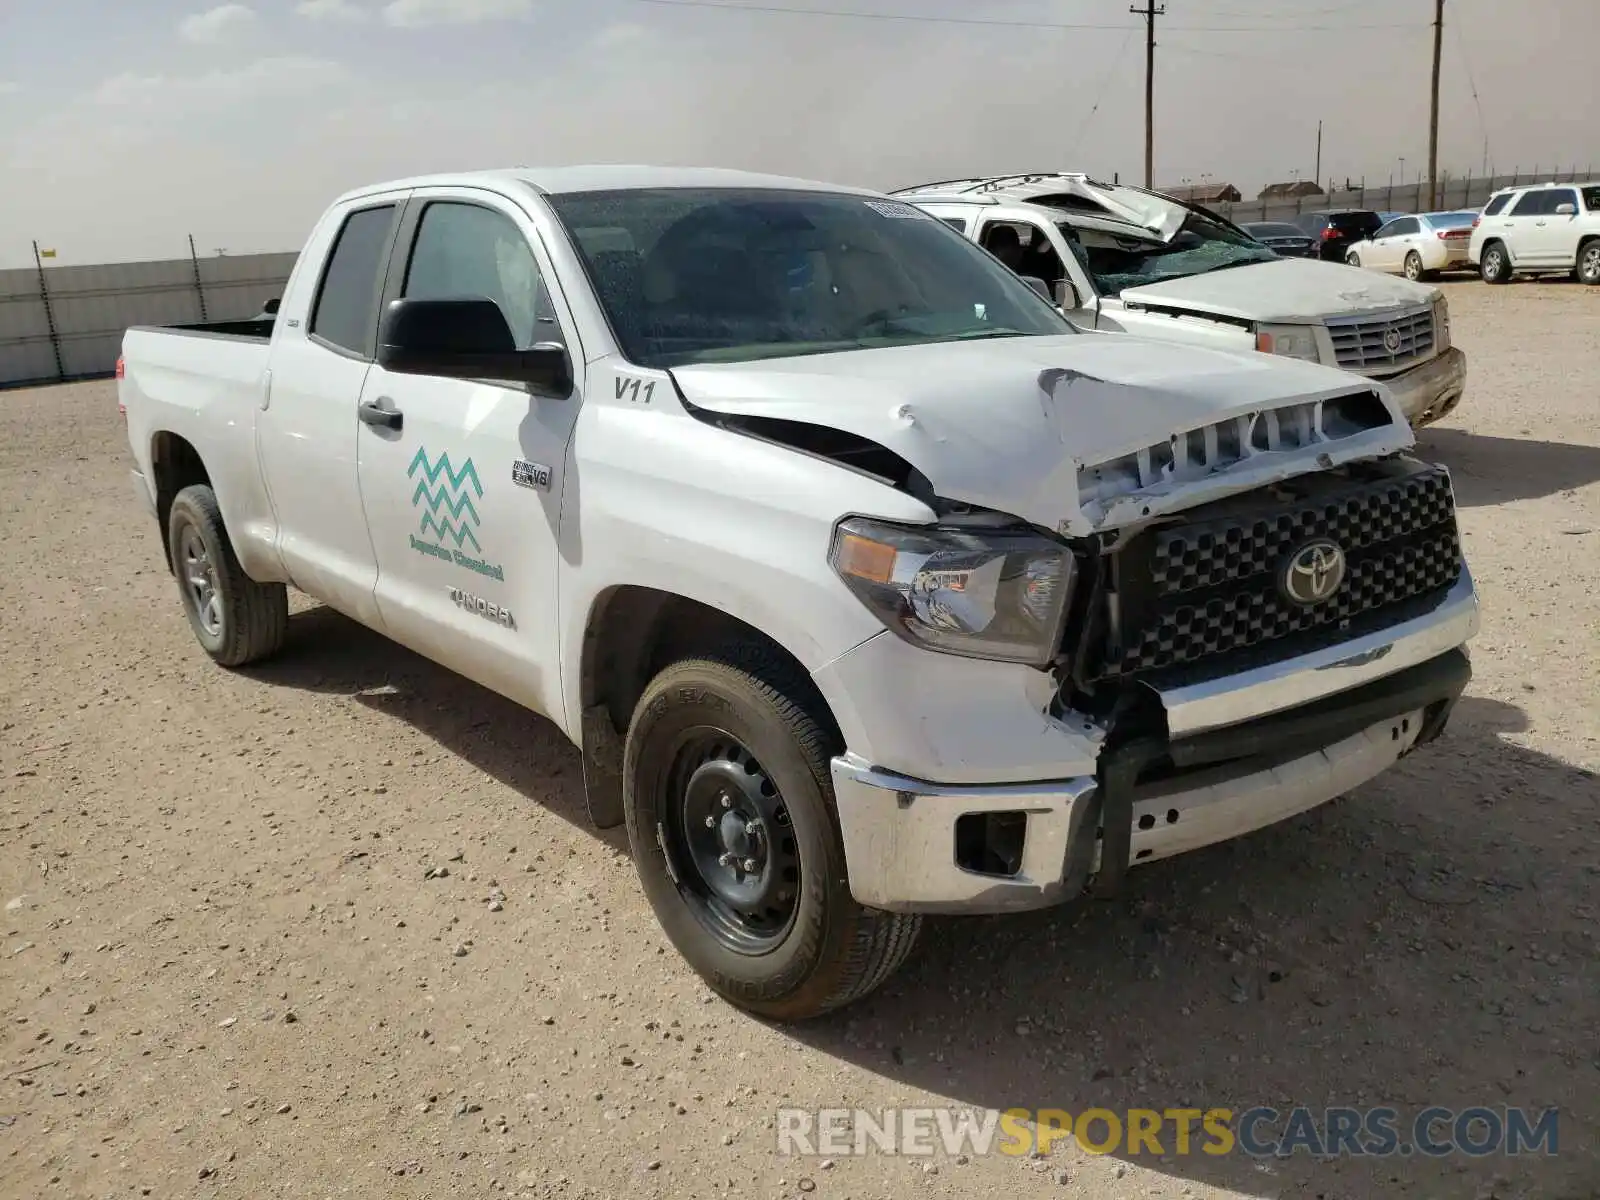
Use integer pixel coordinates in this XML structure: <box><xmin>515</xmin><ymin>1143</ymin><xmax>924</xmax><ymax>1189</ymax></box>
<box><xmin>407</xmin><ymin>446</ymin><xmax>504</xmax><ymax>581</ymax></box>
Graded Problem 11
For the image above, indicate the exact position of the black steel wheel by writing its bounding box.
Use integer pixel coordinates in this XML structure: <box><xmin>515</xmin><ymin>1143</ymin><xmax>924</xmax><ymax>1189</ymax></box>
<box><xmin>622</xmin><ymin>642</ymin><xmax>921</xmax><ymax>1020</ymax></box>
<box><xmin>666</xmin><ymin>733</ymin><xmax>801</xmax><ymax>954</ymax></box>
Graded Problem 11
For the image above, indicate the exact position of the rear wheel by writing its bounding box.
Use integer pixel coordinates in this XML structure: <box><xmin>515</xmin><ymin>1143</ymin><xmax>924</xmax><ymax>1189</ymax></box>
<box><xmin>167</xmin><ymin>484</ymin><xmax>287</xmax><ymax>667</ymax></box>
<box><xmin>1404</xmin><ymin>251</ymin><xmax>1425</xmax><ymax>281</ymax></box>
<box><xmin>1345</xmin><ymin>250</ymin><xmax>1362</xmax><ymax>267</ymax></box>
<box><xmin>1578</xmin><ymin>240</ymin><xmax>1600</xmax><ymax>286</ymax></box>
<box><xmin>623</xmin><ymin>643</ymin><xmax>921</xmax><ymax>1020</ymax></box>
<box><xmin>1480</xmin><ymin>241</ymin><xmax>1512</xmax><ymax>284</ymax></box>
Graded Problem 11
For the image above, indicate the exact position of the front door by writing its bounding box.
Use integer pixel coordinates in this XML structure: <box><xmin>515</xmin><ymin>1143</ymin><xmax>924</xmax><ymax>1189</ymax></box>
<box><xmin>354</xmin><ymin>188</ymin><xmax>582</xmax><ymax>721</ymax></box>
<box><xmin>1528</xmin><ymin>187</ymin><xmax>1582</xmax><ymax>265</ymax></box>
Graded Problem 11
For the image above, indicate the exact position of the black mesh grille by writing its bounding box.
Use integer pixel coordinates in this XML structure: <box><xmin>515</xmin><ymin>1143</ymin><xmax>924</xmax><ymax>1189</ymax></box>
<box><xmin>1104</xmin><ymin>464</ymin><xmax>1462</xmax><ymax>680</ymax></box>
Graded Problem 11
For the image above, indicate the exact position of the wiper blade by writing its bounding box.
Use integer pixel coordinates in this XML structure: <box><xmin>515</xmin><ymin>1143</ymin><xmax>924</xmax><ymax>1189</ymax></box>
<box><xmin>942</xmin><ymin>328</ymin><xmax>1029</xmax><ymax>342</ymax></box>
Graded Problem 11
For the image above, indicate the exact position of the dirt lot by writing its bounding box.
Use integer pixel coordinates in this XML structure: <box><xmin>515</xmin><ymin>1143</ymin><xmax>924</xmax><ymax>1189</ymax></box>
<box><xmin>2</xmin><ymin>279</ymin><xmax>1597</xmax><ymax>1200</ymax></box>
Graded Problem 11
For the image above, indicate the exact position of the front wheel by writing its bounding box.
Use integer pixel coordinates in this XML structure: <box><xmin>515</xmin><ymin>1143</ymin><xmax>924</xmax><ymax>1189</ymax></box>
<box><xmin>623</xmin><ymin>644</ymin><xmax>921</xmax><ymax>1020</ymax></box>
<box><xmin>167</xmin><ymin>484</ymin><xmax>288</xmax><ymax>667</ymax></box>
<box><xmin>1578</xmin><ymin>241</ymin><xmax>1600</xmax><ymax>286</ymax></box>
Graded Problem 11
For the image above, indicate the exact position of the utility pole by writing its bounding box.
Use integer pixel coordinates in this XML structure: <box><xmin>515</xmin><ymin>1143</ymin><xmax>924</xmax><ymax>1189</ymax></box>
<box><xmin>1427</xmin><ymin>0</ymin><xmax>1444</xmax><ymax>209</ymax></box>
<box><xmin>1131</xmin><ymin>0</ymin><xmax>1164</xmax><ymax>188</ymax></box>
<box><xmin>1314</xmin><ymin>120</ymin><xmax>1323</xmax><ymax>193</ymax></box>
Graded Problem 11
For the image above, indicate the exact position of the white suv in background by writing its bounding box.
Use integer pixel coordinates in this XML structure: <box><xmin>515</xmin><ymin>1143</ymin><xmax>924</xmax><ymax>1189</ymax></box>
<box><xmin>1468</xmin><ymin>181</ymin><xmax>1600</xmax><ymax>285</ymax></box>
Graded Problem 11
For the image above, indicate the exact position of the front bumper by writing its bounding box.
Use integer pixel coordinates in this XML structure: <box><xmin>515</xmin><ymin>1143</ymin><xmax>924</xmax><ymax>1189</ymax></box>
<box><xmin>831</xmin><ymin>573</ymin><xmax>1478</xmax><ymax>915</ymax></box>
<box><xmin>1375</xmin><ymin>345</ymin><xmax>1467</xmax><ymax>428</ymax></box>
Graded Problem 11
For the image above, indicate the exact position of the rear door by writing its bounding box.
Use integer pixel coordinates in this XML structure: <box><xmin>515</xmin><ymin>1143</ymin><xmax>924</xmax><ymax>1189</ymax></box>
<box><xmin>1501</xmin><ymin>188</ymin><xmax>1552</xmax><ymax>264</ymax></box>
<box><xmin>353</xmin><ymin>186</ymin><xmax>583</xmax><ymax>721</ymax></box>
<box><xmin>257</xmin><ymin>195</ymin><xmax>408</xmax><ymax>627</ymax></box>
<box><xmin>1375</xmin><ymin>216</ymin><xmax>1420</xmax><ymax>270</ymax></box>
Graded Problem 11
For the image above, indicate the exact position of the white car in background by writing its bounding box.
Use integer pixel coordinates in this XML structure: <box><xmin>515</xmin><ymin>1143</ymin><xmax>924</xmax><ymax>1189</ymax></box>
<box><xmin>1344</xmin><ymin>211</ymin><xmax>1478</xmax><ymax>281</ymax></box>
<box><xmin>895</xmin><ymin>172</ymin><xmax>1468</xmax><ymax>428</ymax></box>
<box><xmin>1468</xmin><ymin>181</ymin><xmax>1600</xmax><ymax>285</ymax></box>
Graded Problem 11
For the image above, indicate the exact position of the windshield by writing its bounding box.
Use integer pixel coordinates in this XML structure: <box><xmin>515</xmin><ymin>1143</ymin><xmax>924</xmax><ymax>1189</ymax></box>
<box><xmin>1247</xmin><ymin>223</ymin><xmax>1305</xmax><ymax>238</ymax></box>
<box><xmin>1429</xmin><ymin>211</ymin><xmax>1478</xmax><ymax>230</ymax></box>
<box><xmin>544</xmin><ymin>188</ymin><xmax>1073</xmax><ymax>368</ymax></box>
<box><xmin>1063</xmin><ymin>209</ymin><xmax>1280</xmax><ymax>297</ymax></box>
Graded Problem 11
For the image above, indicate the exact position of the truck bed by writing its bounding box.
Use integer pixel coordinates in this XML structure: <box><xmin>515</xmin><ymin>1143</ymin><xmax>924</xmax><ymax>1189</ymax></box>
<box><xmin>138</xmin><ymin>317</ymin><xmax>277</xmax><ymax>342</ymax></box>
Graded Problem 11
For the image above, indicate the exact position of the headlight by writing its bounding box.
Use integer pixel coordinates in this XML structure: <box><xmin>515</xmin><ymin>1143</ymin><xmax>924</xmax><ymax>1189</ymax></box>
<box><xmin>1254</xmin><ymin>323</ymin><xmax>1321</xmax><ymax>362</ymax></box>
<box><xmin>829</xmin><ymin>517</ymin><xmax>1075</xmax><ymax>666</ymax></box>
<box><xmin>1433</xmin><ymin>296</ymin><xmax>1451</xmax><ymax>351</ymax></box>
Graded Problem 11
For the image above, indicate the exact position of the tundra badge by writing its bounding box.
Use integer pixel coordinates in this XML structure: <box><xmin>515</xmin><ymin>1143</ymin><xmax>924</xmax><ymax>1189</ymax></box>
<box><xmin>449</xmin><ymin>587</ymin><xmax>515</xmax><ymax>628</ymax></box>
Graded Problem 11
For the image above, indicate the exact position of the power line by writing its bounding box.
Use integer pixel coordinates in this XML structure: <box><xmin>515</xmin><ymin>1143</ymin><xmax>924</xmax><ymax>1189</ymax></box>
<box><xmin>627</xmin><ymin>0</ymin><xmax>1133</xmax><ymax>30</ymax></box>
<box><xmin>626</xmin><ymin>0</ymin><xmax>1425</xmax><ymax>32</ymax></box>
<box><xmin>1064</xmin><ymin>27</ymin><xmax>1139</xmax><ymax>161</ymax></box>
<box><xmin>1452</xmin><ymin>10</ymin><xmax>1491</xmax><ymax>172</ymax></box>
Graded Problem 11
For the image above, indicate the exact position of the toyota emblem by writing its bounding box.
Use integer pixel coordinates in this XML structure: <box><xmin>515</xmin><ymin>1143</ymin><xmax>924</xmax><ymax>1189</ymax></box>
<box><xmin>1382</xmin><ymin>326</ymin><xmax>1403</xmax><ymax>354</ymax></box>
<box><xmin>1280</xmin><ymin>539</ymin><xmax>1347</xmax><ymax>606</ymax></box>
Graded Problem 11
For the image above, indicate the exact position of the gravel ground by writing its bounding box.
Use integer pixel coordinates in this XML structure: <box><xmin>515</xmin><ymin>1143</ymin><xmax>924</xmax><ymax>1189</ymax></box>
<box><xmin>2</xmin><ymin>278</ymin><xmax>1597</xmax><ymax>1200</ymax></box>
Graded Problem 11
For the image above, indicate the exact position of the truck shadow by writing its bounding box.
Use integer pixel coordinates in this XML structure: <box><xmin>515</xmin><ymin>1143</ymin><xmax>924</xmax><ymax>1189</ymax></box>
<box><xmin>1413</xmin><ymin>427</ymin><xmax>1600</xmax><ymax>507</ymax></box>
<box><xmin>782</xmin><ymin>694</ymin><xmax>1600</xmax><ymax>1196</ymax></box>
<box><xmin>240</xmin><ymin>603</ymin><xmax>614</xmax><ymax>846</ymax></box>
<box><xmin>242</xmin><ymin>608</ymin><xmax>1599</xmax><ymax>1195</ymax></box>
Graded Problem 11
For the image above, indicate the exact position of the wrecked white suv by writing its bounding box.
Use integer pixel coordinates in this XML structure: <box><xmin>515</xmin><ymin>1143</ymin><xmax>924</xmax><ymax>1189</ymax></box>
<box><xmin>120</xmin><ymin>167</ymin><xmax>1479</xmax><ymax>1020</ymax></box>
<box><xmin>897</xmin><ymin>173</ymin><xmax>1469</xmax><ymax>429</ymax></box>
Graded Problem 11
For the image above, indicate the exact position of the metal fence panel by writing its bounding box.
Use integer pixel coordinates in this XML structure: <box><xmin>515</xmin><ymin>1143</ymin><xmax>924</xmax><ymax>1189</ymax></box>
<box><xmin>0</xmin><ymin>251</ymin><xmax>294</xmax><ymax>388</ymax></box>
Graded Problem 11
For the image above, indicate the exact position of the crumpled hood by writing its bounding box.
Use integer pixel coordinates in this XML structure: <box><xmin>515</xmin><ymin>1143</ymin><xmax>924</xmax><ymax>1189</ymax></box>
<box><xmin>670</xmin><ymin>333</ymin><xmax>1413</xmax><ymax>534</ymax></box>
<box><xmin>1119</xmin><ymin>256</ymin><xmax>1439</xmax><ymax>323</ymax></box>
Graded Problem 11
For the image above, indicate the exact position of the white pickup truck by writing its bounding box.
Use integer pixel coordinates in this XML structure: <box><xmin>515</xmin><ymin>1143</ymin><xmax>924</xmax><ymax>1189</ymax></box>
<box><xmin>120</xmin><ymin>166</ymin><xmax>1480</xmax><ymax>1020</ymax></box>
<box><xmin>894</xmin><ymin>173</ymin><xmax>1470</xmax><ymax>429</ymax></box>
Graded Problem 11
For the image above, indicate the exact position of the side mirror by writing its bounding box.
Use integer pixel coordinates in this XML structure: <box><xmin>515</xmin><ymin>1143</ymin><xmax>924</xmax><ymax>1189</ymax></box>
<box><xmin>1019</xmin><ymin>275</ymin><xmax>1051</xmax><ymax>300</ymax></box>
<box><xmin>1053</xmin><ymin>279</ymin><xmax>1081</xmax><ymax>310</ymax></box>
<box><xmin>1555</xmin><ymin>202</ymin><xmax>1577</xmax><ymax>216</ymax></box>
<box><xmin>261</xmin><ymin>297</ymin><xmax>281</xmax><ymax>315</ymax></box>
<box><xmin>377</xmin><ymin>297</ymin><xmax>571</xmax><ymax>396</ymax></box>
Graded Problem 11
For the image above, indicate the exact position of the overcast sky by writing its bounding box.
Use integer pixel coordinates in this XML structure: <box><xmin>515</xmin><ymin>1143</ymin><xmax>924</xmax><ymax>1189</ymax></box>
<box><xmin>0</xmin><ymin>0</ymin><xmax>1595</xmax><ymax>267</ymax></box>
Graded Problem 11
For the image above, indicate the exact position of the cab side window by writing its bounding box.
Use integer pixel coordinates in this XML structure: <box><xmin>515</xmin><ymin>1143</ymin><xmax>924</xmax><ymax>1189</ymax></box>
<box><xmin>402</xmin><ymin>202</ymin><xmax>564</xmax><ymax>348</ymax></box>
<box><xmin>310</xmin><ymin>203</ymin><xmax>399</xmax><ymax>357</ymax></box>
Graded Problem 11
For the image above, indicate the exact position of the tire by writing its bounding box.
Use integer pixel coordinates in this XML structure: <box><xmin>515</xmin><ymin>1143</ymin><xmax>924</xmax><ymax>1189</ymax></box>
<box><xmin>623</xmin><ymin>642</ymin><xmax>921</xmax><ymax>1020</ymax></box>
<box><xmin>1345</xmin><ymin>251</ymin><xmax>1362</xmax><ymax>267</ymax></box>
<box><xmin>1480</xmin><ymin>241</ymin><xmax>1512</xmax><ymax>284</ymax></box>
<box><xmin>167</xmin><ymin>484</ymin><xmax>288</xmax><ymax>667</ymax></box>
<box><xmin>1404</xmin><ymin>251</ymin><xmax>1425</xmax><ymax>282</ymax></box>
<box><xmin>1578</xmin><ymin>240</ymin><xmax>1600</xmax><ymax>286</ymax></box>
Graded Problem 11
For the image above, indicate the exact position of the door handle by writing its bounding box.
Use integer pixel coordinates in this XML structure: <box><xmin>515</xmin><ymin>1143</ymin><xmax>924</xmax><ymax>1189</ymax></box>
<box><xmin>358</xmin><ymin>400</ymin><xmax>402</xmax><ymax>430</ymax></box>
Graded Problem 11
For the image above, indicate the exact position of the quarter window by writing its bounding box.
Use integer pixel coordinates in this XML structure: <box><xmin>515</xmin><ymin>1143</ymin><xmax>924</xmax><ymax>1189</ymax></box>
<box><xmin>309</xmin><ymin>204</ymin><xmax>399</xmax><ymax>357</ymax></box>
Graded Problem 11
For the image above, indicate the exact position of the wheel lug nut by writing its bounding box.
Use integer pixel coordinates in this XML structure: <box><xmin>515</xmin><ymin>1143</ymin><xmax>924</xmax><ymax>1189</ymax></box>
<box><xmin>741</xmin><ymin>858</ymin><xmax>757</xmax><ymax>873</ymax></box>
<box><xmin>720</xmin><ymin>794</ymin><xmax>731</xmax><ymax>809</ymax></box>
<box><xmin>718</xmin><ymin>853</ymin><xmax>735</xmax><ymax>867</ymax></box>
<box><xmin>704</xmin><ymin>815</ymin><xmax>715</xmax><ymax>828</ymax></box>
